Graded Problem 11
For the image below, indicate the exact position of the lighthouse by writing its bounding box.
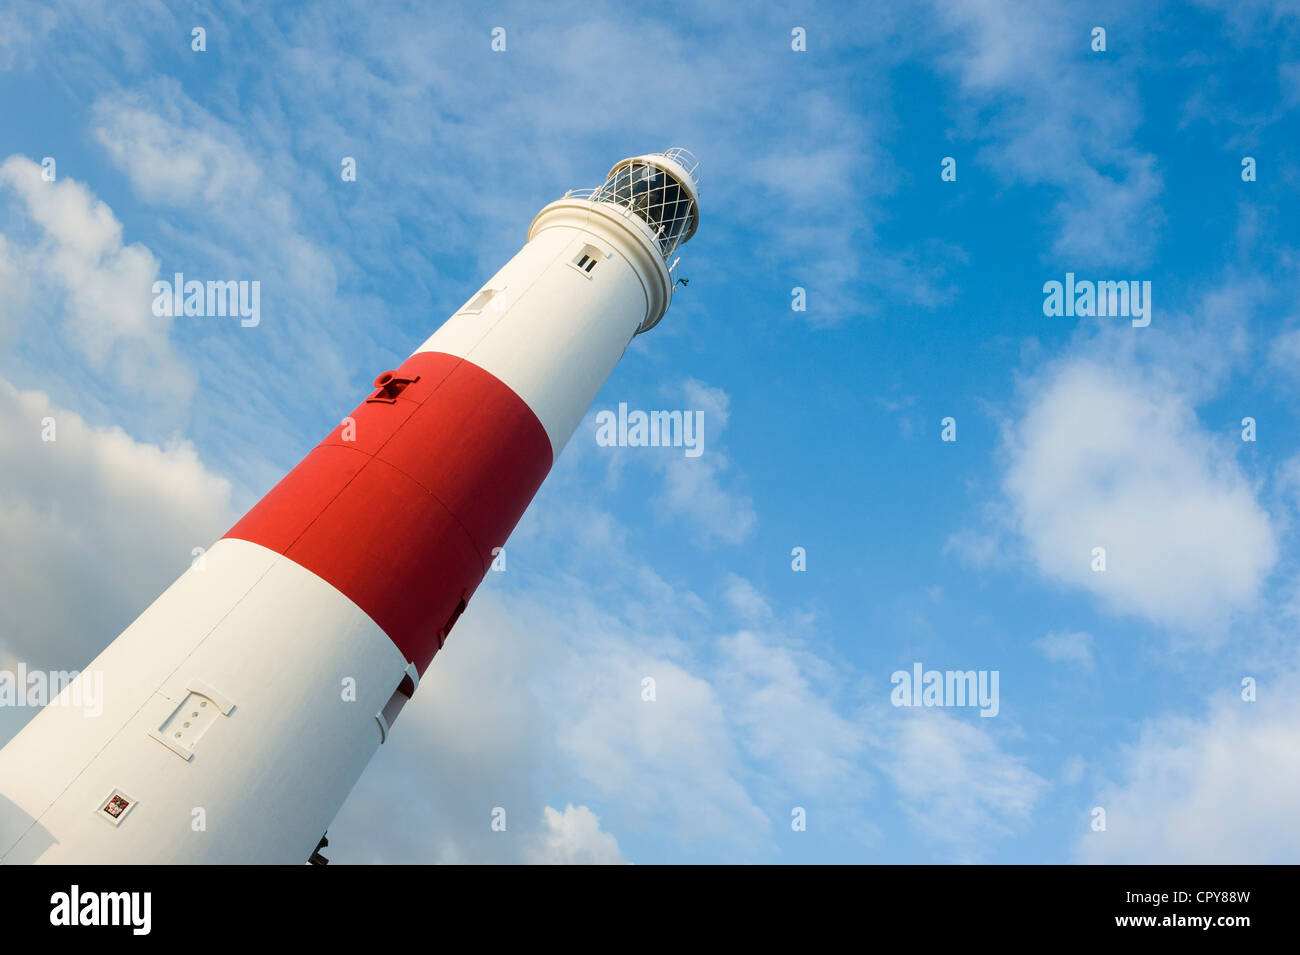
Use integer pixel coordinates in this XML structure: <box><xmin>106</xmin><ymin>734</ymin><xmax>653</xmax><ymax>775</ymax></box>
<box><xmin>0</xmin><ymin>149</ymin><xmax>700</xmax><ymax>864</ymax></box>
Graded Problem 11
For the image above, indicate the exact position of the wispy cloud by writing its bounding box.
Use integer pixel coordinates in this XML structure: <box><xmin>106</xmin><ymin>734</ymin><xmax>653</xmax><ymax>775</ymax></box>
<box><xmin>882</xmin><ymin>708</ymin><xmax>1047</xmax><ymax>861</ymax></box>
<box><xmin>927</xmin><ymin>0</ymin><xmax>1164</xmax><ymax>266</ymax></box>
<box><xmin>1035</xmin><ymin>631</ymin><xmax>1095</xmax><ymax>672</ymax></box>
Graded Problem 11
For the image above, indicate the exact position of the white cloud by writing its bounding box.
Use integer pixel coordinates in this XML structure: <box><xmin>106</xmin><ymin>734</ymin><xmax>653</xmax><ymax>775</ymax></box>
<box><xmin>1003</xmin><ymin>358</ymin><xmax>1276</xmax><ymax>632</ymax></box>
<box><xmin>1269</xmin><ymin>324</ymin><xmax>1300</xmax><ymax>376</ymax></box>
<box><xmin>0</xmin><ymin>2</ymin><xmax>57</xmax><ymax>72</ymax></box>
<box><xmin>1035</xmin><ymin>631</ymin><xmax>1095</xmax><ymax>672</ymax></box>
<box><xmin>943</xmin><ymin>526</ymin><xmax>1002</xmax><ymax>570</ymax></box>
<box><xmin>89</xmin><ymin>86</ymin><xmax>332</xmax><ymax>299</ymax></box>
<box><xmin>0</xmin><ymin>377</ymin><xmax>234</xmax><ymax>743</ymax></box>
<box><xmin>651</xmin><ymin>379</ymin><xmax>756</xmax><ymax>546</ymax></box>
<box><xmin>1078</xmin><ymin>669</ymin><xmax>1300</xmax><ymax>863</ymax></box>
<box><xmin>718</xmin><ymin>628</ymin><xmax>872</xmax><ymax>798</ymax></box>
<box><xmin>882</xmin><ymin>709</ymin><xmax>1047</xmax><ymax>860</ymax></box>
<box><xmin>722</xmin><ymin>574</ymin><xmax>776</xmax><ymax>627</ymax></box>
<box><xmin>87</xmin><ymin>86</ymin><xmax>339</xmax><ymax>310</ymax></box>
<box><xmin>0</xmin><ymin>378</ymin><xmax>234</xmax><ymax>665</ymax></box>
<box><xmin>91</xmin><ymin>91</ymin><xmax>267</xmax><ymax>209</ymax></box>
<box><xmin>585</xmin><ymin>378</ymin><xmax>756</xmax><ymax>547</ymax></box>
<box><xmin>523</xmin><ymin>804</ymin><xmax>627</xmax><ymax>865</ymax></box>
<box><xmin>0</xmin><ymin>154</ymin><xmax>193</xmax><ymax>404</ymax></box>
<box><xmin>1060</xmin><ymin>754</ymin><xmax>1088</xmax><ymax>786</ymax></box>
<box><xmin>0</xmin><ymin>232</ymin><xmax>27</xmax><ymax>347</ymax></box>
<box><xmin>549</xmin><ymin>626</ymin><xmax>772</xmax><ymax>849</ymax></box>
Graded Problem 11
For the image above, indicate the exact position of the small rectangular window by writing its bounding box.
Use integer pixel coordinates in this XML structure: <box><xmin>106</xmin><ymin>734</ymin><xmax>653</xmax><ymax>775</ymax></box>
<box><xmin>95</xmin><ymin>787</ymin><xmax>139</xmax><ymax>827</ymax></box>
<box><xmin>461</xmin><ymin>287</ymin><xmax>500</xmax><ymax>314</ymax></box>
<box><xmin>570</xmin><ymin>245</ymin><xmax>605</xmax><ymax>279</ymax></box>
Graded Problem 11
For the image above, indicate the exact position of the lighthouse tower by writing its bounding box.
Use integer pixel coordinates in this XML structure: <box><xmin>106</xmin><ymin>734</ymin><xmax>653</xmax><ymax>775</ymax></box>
<box><xmin>0</xmin><ymin>149</ymin><xmax>700</xmax><ymax>864</ymax></box>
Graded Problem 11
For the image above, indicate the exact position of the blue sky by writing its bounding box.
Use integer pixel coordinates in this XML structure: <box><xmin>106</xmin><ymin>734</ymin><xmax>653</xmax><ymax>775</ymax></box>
<box><xmin>2</xmin><ymin>0</ymin><xmax>1300</xmax><ymax>863</ymax></box>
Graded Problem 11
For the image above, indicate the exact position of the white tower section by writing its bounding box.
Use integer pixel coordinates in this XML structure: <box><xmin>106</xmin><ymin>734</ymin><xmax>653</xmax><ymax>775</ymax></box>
<box><xmin>0</xmin><ymin>540</ymin><xmax>408</xmax><ymax>864</ymax></box>
<box><xmin>415</xmin><ymin>147</ymin><xmax>701</xmax><ymax>457</ymax></box>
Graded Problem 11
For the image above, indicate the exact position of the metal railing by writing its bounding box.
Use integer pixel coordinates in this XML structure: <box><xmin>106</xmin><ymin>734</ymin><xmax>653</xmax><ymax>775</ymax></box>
<box><xmin>560</xmin><ymin>151</ymin><xmax>699</xmax><ymax>264</ymax></box>
<box><xmin>660</xmin><ymin>147</ymin><xmax>700</xmax><ymax>187</ymax></box>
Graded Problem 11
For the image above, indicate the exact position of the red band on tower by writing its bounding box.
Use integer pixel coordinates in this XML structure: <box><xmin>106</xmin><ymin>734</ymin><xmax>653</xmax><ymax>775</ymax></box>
<box><xmin>224</xmin><ymin>350</ymin><xmax>554</xmax><ymax>674</ymax></box>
